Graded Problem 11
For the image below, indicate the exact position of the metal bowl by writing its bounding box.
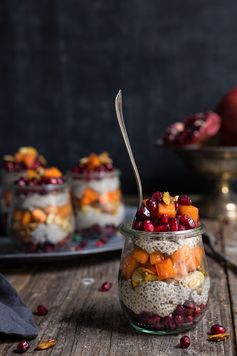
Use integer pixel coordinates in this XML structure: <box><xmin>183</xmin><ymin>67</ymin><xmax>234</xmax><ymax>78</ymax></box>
<box><xmin>160</xmin><ymin>143</ymin><xmax>237</xmax><ymax>220</ymax></box>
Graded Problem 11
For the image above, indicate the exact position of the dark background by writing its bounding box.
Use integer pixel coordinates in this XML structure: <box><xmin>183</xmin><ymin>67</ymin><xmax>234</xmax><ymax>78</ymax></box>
<box><xmin>0</xmin><ymin>1</ymin><xmax>236</xmax><ymax>195</ymax></box>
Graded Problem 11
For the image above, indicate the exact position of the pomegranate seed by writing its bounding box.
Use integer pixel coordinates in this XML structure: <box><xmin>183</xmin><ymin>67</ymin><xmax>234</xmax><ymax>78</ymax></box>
<box><xmin>75</xmin><ymin>241</ymin><xmax>88</xmax><ymax>250</ymax></box>
<box><xmin>136</xmin><ymin>206</ymin><xmax>150</xmax><ymax>220</ymax></box>
<box><xmin>194</xmin><ymin>306</ymin><xmax>201</xmax><ymax>317</ymax></box>
<box><xmin>154</xmin><ymin>224</ymin><xmax>170</xmax><ymax>232</ymax></box>
<box><xmin>99</xmin><ymin>282</ymin><xmax>112</xmax><ymax>292</ymax></box>
<box><xmin>152</xmin><ymin>191</ymin><xmax>163</xmax><ymax>202</ymax></box>
<box><xmin>186</xmin><ymin>315</ymin><xmax>194</xmax><ymax>323</ymax></box>
<box><xmin>180</xmin><ymin>335</ymin><xmax>190</xmax><ymax>349</ymax></box>
<box><xmin>178</xmin><ymin>224</ymin><xmax>186</xmax><ymax>231</ymax></box>
<box><xmin>179</xmin><ymin>214</ymin><xmax>195</xmax><ymax>229</ymax></box>
<box><xmin>169</xmin><ymin>218</ymin><xmax>179</xmax><ymax>231</ymax></box>
<box><xmin>210</xmin><ymin>324</ymin><xmax>226</xmax><ymax>334</ymax></box>
<box><xmin>146</xmin><ymin>199</ymin><xmax>157</xmax><ymax>215</ymax></box>
<box><xmin>173</xmin><ymin>305</ymin><xmax>185</xmax><ymax>316</ymax></box>
<box><xmin>174</xmin><ymin>314</ymin><xmax>184</xmax><ymax>326</ymax></box>
<box><xmin>37</xmin><ymin>305</ymin><xmax>48</xmax><ymax>316</ymax></box>
<box><xmin>159</xmin><ymin>214</ymin><xmax>169</xmax><ymax>224</ymax></box>
<box><xmin>178</xmin><ymin>195</ymin><xmax>192</xmax><ymax>205</ymax></box>
<box><xmin>163</xmin><ymin>316</ymin><xmax>176</xmax><ymax>330</ymax></box>
<box><xmin>132</xmin><ymin>220</ymin><xmax>143</xmax><ymax>230</ymax></box>
<box><xmin>95</xmin><ymin>239</ymin><xmax>106</xmax><ymax>247</ymax></box>
<box><xmin>16</xmin><ymin>341</ymin><xmax>30</xmax><ymax>353</ymax></box>
<box><xmin>142</xmin><ymin>220</ymin><xmax>154</xmax><ymax>232</ymax></box>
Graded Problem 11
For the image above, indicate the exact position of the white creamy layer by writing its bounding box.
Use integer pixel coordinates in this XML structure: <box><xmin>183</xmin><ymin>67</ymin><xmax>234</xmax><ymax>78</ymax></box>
<box><xmin>17</xmin><ymin>192</ymin><xmax>70</xmax><ymax>210</ymax></box>
<box><xmin>75</xmin><ymin>204</ymin><xmax>125</xmax><ymax>229</ymax></box>
<box><xmin>119</xmin><ymin>277</ymin><xmax>210</xmax><ymax>317</ymax></box>
<box><xmin>31</xmin><ymin>223</ymin><xmax>68</xmax><ymax>244</ymax></box>
<box><xmin>72</xmin><ymin>176</ymin><xmax>120</xmax><ymax>198</ymax></box>
<box><xmin>133</xmin><ymin>234</ymin><xmax>201</xmax><ymax>255</ymax></box>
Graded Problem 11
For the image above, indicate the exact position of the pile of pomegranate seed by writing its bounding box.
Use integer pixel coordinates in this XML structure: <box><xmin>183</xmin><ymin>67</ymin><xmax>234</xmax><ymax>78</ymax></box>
<box><xmin>16</xmin><ymin>340</ymin><xmax>30</xmax><ymax>353</ymax></box>
<box><xmin>99</xmin><ymin>282</ymin><xmax>112</xmax><ymax>292</ymax></box>
<box><xmin>36</xmin><ymin>305</ymin><xmax>48</xmax><ymax>316</ymax></box>
<box><xmin>179</xmin><ymin>335</ymin><xmax>191</xmax><ymax>349</ymax></box>
<box><xmin>132</xmin><ymin>191</ymin><xmax>199</xmax><ymax>232</ymax></box>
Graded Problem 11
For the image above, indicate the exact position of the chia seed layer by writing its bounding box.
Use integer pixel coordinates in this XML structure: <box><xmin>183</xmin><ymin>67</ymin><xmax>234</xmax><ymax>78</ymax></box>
<box><xmin>16</xmin><ymin>191</ymin><xmax>70</xmax><ymax>210</ymax></box>
<box><xmin>133</xmin><ymin>234</ymin><xmax>201</xmax><ymax>255</ymax></box>
<box><xmin>119</xmin><ymin>276</ymin><xmax>210</xmax><ymax>317</ymax></box>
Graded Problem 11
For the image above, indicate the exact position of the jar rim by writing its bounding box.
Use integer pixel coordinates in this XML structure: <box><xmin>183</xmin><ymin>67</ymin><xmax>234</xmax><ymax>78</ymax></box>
<box><xmin>68</xmin><ymin>168</ymin><xmax>121</xmax><ymax>180</ymax></box>
<box><xmin>119</xmin><ymin>222</ymin><xmax>206</xmax><ymax>240</ymax></box>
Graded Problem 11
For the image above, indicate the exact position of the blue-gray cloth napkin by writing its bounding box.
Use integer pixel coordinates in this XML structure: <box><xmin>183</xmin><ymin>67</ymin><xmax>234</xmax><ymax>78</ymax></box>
<box><xmin>0</xmin><ymin>274</ymin><xmax>38</xmax><ymax>338</ymax></box>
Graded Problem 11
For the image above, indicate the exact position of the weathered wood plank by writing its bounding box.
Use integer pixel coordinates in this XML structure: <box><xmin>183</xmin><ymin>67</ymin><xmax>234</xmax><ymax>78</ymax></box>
<box><xmin>0</xmin><ymin>221</ymin><xmax>236</xmax><ymax>355</ymax></box>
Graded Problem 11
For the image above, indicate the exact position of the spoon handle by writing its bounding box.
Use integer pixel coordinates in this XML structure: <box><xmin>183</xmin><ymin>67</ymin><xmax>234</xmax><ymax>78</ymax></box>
<box><xmin>115</xmin><ymin>90</ymin><xmax>143</xmax><ymax>208</ymax></box>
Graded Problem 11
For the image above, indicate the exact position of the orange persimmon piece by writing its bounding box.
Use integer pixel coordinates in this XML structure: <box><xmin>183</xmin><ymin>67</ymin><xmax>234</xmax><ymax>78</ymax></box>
<box><xmin>186</xmin><ymin>250</ymin><xmax>197</xmax><ymax>272</ymax></box>
<box><xmin>150</xmin><ymin>251</ymin><xmax>164</xmax><ymax>265</ymax></box>
<box><xmin>43</xmin><ymin>167</ymin><xmax>62</xmax><ymax>178</ymax></box>
<box><xmin>32</xmin><ymin>209</ymin><xmax>47</xmax><ymax>223</ymax></box>
<box><xmin>171</xmin><ymin>246</ymin><xmax>190</xmax><ymax>265</ymax></box>
<box><xmin>87</xmin><ymin>154</ymin><xmax>101</xmax><ymax>168</ymax></box>
<box><xmin>193</xmin><ymin>245</ymin><xmax>204</xmax><ymax>267</ymax></box>
<box><xmin>132</xmin><ymin>247</ymin><xmax>149</xmax><ymax>264</ymax></box>
<box><xmin>23</xmin><ymin>154</ymin><xmax>36</xmax><ymax>167</ymax></box>
<box><xmin>121</xmin><ymin>255</ymin><xmax>138</xmax><ymax>278</ymax></box>
<box><xmin>178</xmin><ymin>205</ymin><xmax>199</xmax><ymax>223</ymax></box>
<box><xmin>155</xmin><ymin>258</ymin><xmax>175</xmax><ymax>280</ymax></box>
<box><xmin>21</xmin><ymin>211</ymin><xmax>32</xmax><ymax>226</ymax></box>
<box><xmin>57</xmin><ymin>204</ymin><xmax>72</xmax><ymax>217</ymax></box>
<box><xmin>157</xmin><ymin>203</ymin><xmax>176</xmax><ymax>218</ymax></box>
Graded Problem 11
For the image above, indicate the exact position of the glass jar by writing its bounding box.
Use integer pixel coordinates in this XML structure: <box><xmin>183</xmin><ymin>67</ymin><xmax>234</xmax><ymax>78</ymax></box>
<box><xmin>118</xmin><ymin>223</ymin><xmax>210</xmax><ymax>335</ymax></box>
<box><xmin>9</xmin><ymin>181</ymin><xmax>74</xmax><ymax>252</ymax></box>
<box><xmin>69</xmin><ymin>170</ymin><xmax>125</xmax><ymax>239</ymax></box>
<box><xmin>0</xmin><ymin>170</ymin><xmax>24</xmax><ymax>233</ymax></box>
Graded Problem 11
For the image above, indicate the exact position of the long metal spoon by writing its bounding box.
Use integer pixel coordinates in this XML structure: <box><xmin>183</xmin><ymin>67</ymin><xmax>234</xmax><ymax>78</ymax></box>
<box><xmin>115</xmin><ymin>90</ymin><xmax>143</xmax><ymax>208</ymax></box>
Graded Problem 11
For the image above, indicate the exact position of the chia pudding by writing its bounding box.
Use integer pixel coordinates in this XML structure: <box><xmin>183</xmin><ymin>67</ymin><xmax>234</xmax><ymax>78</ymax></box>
<box><xmin>118</xmin><ymin>191</ymin><xmax>210</xmax><ymax>334</ymax></box>
<box><xmin>69</xmin><ymin>152</ymin><xmax>125</xmax><ymax>239</ymax></box>
<box><xmin>9</xmin><ymin>167</ymin><xmax>74</xmax><ymax>252</ymax></box>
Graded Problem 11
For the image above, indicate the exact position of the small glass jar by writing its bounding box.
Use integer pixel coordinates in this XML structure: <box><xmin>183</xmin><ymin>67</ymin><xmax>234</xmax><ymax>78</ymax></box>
<box><xmin>70</xmin><ymin>170</ymin><xmax>125</xmax><ymax>239</ymax></box>
<box><xmin>9</xmin><ymin>181</ymin><xmax>74</xmax><ymax>252</ymax></box>
<box><xmin>118</xmin><ymin>223</ymin><xmax>210</xmax><ymax>335</ymax></box>
<box><xmin>0</xmin><ymin>170</ymin><xmax>24</xmax><ymax>232</ymax></box>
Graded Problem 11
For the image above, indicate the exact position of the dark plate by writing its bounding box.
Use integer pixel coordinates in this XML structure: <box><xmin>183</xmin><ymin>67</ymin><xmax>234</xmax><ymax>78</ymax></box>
<box><xmin>0</xmin><ymin>206</ymin><xmax>136</xmax><ymax>263</ymax></box>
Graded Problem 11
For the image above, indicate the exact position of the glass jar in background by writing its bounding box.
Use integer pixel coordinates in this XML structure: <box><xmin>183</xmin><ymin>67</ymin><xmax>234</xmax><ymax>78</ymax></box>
<box><xmin>70</xmin><ymin>153</ymin><xmax>125</xmax><ymax>239</ymax></box>
<box><xmin>1</xmin><ymin>147</ymin><xmax>47</xmax><ymax>233</ymax></box>
<box><xmin>9</xmin><ymin>175</ymin><xmax>74</xmax><ymax>253</ymax></box>
<box><xmin>118</xmin><ymin>223</ymin><xmax>210</xmax><ymax>335</ymax></box>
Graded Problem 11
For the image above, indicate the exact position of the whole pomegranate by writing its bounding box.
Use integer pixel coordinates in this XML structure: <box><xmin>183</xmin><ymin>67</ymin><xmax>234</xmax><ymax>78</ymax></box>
<box><xmin>217</xmin><ymin>86</ymin><xmax>237</xmax><ymax>146</ymax></box>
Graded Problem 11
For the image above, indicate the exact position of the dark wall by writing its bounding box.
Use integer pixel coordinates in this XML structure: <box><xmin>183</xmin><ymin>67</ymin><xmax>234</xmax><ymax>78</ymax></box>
<box><xmin>0</xmin><ymin>1</ymin><xmax>237</xmax><ymax>195</ymax></box>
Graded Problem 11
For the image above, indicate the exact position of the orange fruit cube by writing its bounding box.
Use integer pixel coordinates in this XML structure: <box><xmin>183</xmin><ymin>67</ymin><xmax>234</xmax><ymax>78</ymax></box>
<box><xmin>121</xmin><ymin>255</ymin><xmax>138</xmax><ymax>278</ymax></box>
<box><xmin>132</xmin><ymin>247</ymin><xmax>149</xmax><ymax>264</ymax></box>
<box><xmin>158</xmin><ymin>203</ymin><xmax>176</xmax><ymax>218</ymax></box>
<box><xmin>178</xmin><ymin>205</ymin><xmax>199</xmax><ymax>223</ymax></box>
<box><xmin>150</xmin><ymin>251</ymin><xmax>164</xmax><ymax>265</ymax></box>
<box><xmin>155</xmin><ymin>258</ymin><xmax>175</xmax><ymax>280</ymax></box>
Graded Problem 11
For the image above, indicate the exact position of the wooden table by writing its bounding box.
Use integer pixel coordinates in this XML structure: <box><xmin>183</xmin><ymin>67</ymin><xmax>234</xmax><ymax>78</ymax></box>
<box><xmin>0</xmin><ymin>219</ymin><xmax>237</xmax><ymax>355</ymax></box>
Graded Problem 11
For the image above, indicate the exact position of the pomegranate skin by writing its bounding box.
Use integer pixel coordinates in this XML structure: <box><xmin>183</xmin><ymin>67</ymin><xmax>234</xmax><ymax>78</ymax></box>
<box><xmin>217</xmin><ymin>86</ymin><xmax>237</xmax><ymax>145</ymax></box>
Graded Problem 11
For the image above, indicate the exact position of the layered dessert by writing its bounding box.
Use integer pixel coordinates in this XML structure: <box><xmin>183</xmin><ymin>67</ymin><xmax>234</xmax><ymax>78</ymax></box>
<box><xmin>9</xmin><ymin>167</ymin><xmax>74</xmax><ymax>252</ymax></box>
<box><xmin>1</xmin><ymin>147</ymin><xmax>46</xmax><ymax>232</ymax></box>
<box><xmin>119</xmin><ymin>192</ymin><xmax>209</xmax><ymax>334</ymax></box>
<box><xmin>70</xmin><ymin>152</ymin><xmax>125</xmax><ymax>238</ymax></box>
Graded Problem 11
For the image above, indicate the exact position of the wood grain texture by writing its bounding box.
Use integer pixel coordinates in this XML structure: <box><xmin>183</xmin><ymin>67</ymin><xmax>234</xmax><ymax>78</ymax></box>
<box><xmin>0</xmin><ymin>219</ymin><xmax>236</xmax><ymax>355</ymax></box>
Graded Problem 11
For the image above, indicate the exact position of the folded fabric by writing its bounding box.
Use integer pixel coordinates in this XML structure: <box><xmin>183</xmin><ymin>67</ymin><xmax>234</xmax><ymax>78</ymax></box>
<box><xmin>0</xmin><ymin>274</ymin><xmax>38</xmax><ymax>338</ymax></box>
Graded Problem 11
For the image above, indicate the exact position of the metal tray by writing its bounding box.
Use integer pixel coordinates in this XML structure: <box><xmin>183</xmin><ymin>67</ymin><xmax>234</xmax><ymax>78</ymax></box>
<box><xmin>0</xmin><ymin>206</ymin><xmax>136</xmax><ymax>263</ymax></box>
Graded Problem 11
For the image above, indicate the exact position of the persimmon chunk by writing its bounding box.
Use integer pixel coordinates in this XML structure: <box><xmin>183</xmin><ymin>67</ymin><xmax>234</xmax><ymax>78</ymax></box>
<box><xmin>193</xmin><ymin>245</ymin><xmax>204</xmax><ymax>267</ymax></box>
<box><xmin>121</xmin><ymin>255</ymin><xmax>138</xmax><ymax>278</ymax></box>
<box><xmin>150</xmin><ymin>251</ymin><xmax>164</xmax><ymax>265</ymax></box>
<box><xmin>132</xmin><ymin>247</ymin><xmax>149</xmax><ymax>264</ymax></box>
<box><xmin>178</xmin><ymin>205</ymin><xmax>199</xmax><ymax>223</ymax></box>
<box><xmin>155</xmin><ymin>258</ymin><xmax>175</xmax><ymax>280</ymax></box>
<box><xmin>158</xmin><ymin>203</ymin><xmax>176</xmax><ymax>218</ymax></box>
